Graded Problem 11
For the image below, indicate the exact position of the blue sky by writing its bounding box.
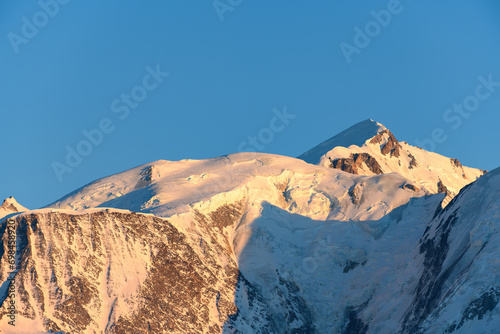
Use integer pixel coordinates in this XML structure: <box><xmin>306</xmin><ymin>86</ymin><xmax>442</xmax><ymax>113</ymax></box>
<box><xmin>1</xmin><ymin>1</ymin><xmax>500</xmax><ymax>209</ymax></box>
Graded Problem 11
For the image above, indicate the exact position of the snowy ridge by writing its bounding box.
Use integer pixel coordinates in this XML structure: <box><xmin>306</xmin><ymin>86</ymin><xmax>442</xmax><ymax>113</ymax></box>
<box><xmin>0</xmin><ymin>196</ymin><xmax>28</xmax><ymax>220</ymax></box>
<box><xmin>297</xmin><ymin>119</ymin><xmax>386</xmax><ymax>164</ymax></box>
<box><xmin>298</xmin><ymin>119</ymin><xmax>485</xmax><ymax>206</ymax></box>
<box><xmin>47</xmin><ymin>153</ymin><xmax>429</xmax><ymax>222</ymax></box>
<box><xmin>0</xmin><ymin>120</ymin><xmax>498</xmax><ymax>333</ymax></box>
<box><xmin>2</xmin><ymin>167</ymin><xmax>498</xmax><ymax>333</ymax></box>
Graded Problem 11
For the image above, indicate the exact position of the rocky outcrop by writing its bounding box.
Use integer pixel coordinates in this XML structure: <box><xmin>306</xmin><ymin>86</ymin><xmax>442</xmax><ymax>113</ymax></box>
<box><xmin>450</xmin><ymin>158</ymin><xmax>467</xmax><ymax>179</ymax></box>
<box><xmin>348</xmin><ymin>184</ymin><xmax>363</xmax><ymax>205</ymax></box>
<box><xmin>437</xmin><ymin>180</ymin><xmax>449</xmax><ymax>194</ymax></box>
<box><xmin>0</xmin><ymin>209</ymin><xmax>272</xmax><ymax>333</ymax></box>
<box><xmin>330</xmin><ymin>153</ymin><xmax>383</xmax><ymax>175</ymax></box>
<box><xmin>0</xmin><ymin>199</ymin><xmax>17</xmax><ymax>213</ymax></box>
<box><xmin>140</xmin><ymin>165</ymin><xmax>162</xmax><ymax>182</ymax></box>
<box><xmin>408</xmin><ymin>153</ymin><xmax>418</xmax><ymax>169</ymax></box>
<box><xmin>450</xmin><ymin>158</ymin><xmax>463</xmax><ymax>169</ymax></box>
<box><xmin>298</xmin><ymin>120</ymin><xmax>486</xmax><ymax>212</ymax></box>
<box><xmin>402</xmin><ymin>183</ymin><xmax>419</xmax><ymax>192</ymax></box>
<box><xmin>370</xmin><ymin>129</ymin><xmax>401</xmax><ymax>158</ymax></box>
<box><xmin>368</xmin><ymin>129</ymin><xmax>387</xmax><ymax>145</ymax></box>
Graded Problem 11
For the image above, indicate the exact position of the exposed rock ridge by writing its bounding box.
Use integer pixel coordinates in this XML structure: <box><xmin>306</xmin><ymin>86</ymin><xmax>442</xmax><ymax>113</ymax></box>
<box><xmin>329</xmin><ymin>153</ymin><xmax>383</xmax><ymax>175</ymax></box>
<box><xmin>369</xmin><ymin>129</ymin><xmax>401</xmax><ymax>158</ymax></box>
<box><xmin>437</xmin><ymin>180</ymin><xmax>449</xmax><ymax>195</ymax></box>
<box><xmin>408</xmin><ymin>153</ymin><xmax>418</xmax><ymax>169</ymax></box>
<box><xmin>0</xmin><ymin>209</ymin><xmax>272</xmax><ymax>333</ymax></box>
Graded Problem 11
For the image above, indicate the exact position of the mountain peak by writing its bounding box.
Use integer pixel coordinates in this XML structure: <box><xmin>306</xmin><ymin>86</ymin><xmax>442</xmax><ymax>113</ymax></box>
<box><xmin>298</xmin><ymin>119</ymin><xmax>387</xmax><ymax>164</ymax></box>
<box><xmin>0</xmin><ymin>196</ymin><xmax>28</xmax><ymax>219</ymax></box>
<box><xmin>297</xmin><ymin>119</ymin><xmax>486</xmax><ymax>208</ymax></box>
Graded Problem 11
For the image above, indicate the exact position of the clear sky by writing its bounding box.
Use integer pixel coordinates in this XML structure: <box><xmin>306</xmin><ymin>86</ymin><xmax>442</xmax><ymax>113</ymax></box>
<box><xmin>1</xmin><ymin>1</ymin><xmax>500</xmax><ymax>209</ymax></box>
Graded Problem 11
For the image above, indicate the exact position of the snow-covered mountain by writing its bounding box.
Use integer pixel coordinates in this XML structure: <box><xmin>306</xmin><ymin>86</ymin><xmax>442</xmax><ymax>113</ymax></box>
<box><xmin>0</xmin><ymin>196</ymin><xmax>27</xmax><ymax>220</ymax></box>
<box><xmin>0</xmin><ymin>120</ymin><xmax>498</xmax><ymax>333</ymax></box>
<box><xmin>298</xmin><ymin>119</ymin><xmax>486</xmax><ymax>206</ymax></box>
<box><xmin>46</xmin><ymin>153</ymin><xmax>429</xmax><ymax>222</ymax></box>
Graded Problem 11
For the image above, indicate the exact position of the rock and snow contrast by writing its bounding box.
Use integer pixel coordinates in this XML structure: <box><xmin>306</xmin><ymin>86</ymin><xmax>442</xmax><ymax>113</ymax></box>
<box><xmin>298</xmin><ymin>119</ymin><xmax>486</xmax><ymax>207</ymax></box>
<box><xmin>0</xmin><ymin>120</ymin><xmax>498</xmax><ymax>333</ymax></box>
<box><xmin>0</xmin><ymin>197</ymin><xmax>27</xmax><ymax>220</ymax></box>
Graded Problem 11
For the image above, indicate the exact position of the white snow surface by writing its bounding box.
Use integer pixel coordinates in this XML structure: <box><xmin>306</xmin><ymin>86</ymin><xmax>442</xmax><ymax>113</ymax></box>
<box><xmin>13</xmin><ymin>164</ymin><xmax>495</xmax><ymax>333</ymax></box>
<box><xmin>298</xmin><ymin>119</ymin><xmax>485</xmax><ymax>206</ymax></box>
<box><xmin>0</xmin><ymin>196</ymin><xmax>28</xmax><ymax>220</ymax></box>
<box><xmin>47</xmin><ymin>152</ymin><xmax>430</xmax><ymax>222</ymax></box>
<box><xmin>0</xmin><ymin>120</ymin><xmax>497</xmax><ymax>333</ymax></box>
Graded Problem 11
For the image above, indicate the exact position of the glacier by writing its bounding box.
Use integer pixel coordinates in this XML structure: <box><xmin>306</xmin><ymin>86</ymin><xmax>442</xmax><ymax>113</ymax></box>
<box><xmin>0</xmin><ymin>120</ymin><xmax>497</xmax><ymax>333</ymax></box>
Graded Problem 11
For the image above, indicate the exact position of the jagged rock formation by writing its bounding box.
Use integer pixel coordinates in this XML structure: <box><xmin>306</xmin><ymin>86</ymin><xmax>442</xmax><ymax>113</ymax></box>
<box><xmin>298</xmin><ymin>119</ymin><xmax>485</xmax><ymax>207</ymax></box>
<box><xmin>437</xmin><ymin>180</ymin><xmax>449</xmax><ymax>194</ymax></box>
<box><xmin>408</xmin><ymin>153</ymin><xmax>418</xmax><ymax>169</ymax></box>
<box><xmin>329</xmin><ymin>153</ymin><xmax>383</xmax><ymax>175</ymax></box>
<box><xmin>450</xmin><ymin>158</ymin><xmax>463</xmax><ymax>169</ymax></box>
<box><xmin>370</xmin><ymin>129</ymin><xmax>401</xmax><ymax>158</ymax></box>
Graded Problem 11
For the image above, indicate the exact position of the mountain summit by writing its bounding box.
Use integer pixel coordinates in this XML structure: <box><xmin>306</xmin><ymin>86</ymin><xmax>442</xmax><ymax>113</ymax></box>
<box><xmin>298</xmin><ymin>119</ymin><xmax>486</xmax><ymax>206</ymax></box>
<box><xmin>0</xmin><ymin>196</ymin><xmax>27</xmax><ymax>220</ymax></box>
<box><xmin>298</xmin><ymin>119</ymin><xmax>386</xmax><ymax>164</ymax></box>
<box><xmin>0</xmin><ymin>120</ymin><xmax>498</xmax><ymax>333</ymax></box>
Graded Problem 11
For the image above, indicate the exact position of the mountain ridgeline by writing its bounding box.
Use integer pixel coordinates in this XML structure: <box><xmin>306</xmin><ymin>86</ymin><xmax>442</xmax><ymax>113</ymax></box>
<box><xmin>0</xmin><ymin>120</ymin><xmax>498</xmax><ymax>333</ymax></box>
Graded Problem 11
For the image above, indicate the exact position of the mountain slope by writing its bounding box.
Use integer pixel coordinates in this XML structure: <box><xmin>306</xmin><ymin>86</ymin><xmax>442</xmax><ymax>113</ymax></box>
<box><xmin>47</xmin><ymin>153</ymin><xmax>428</xmax><ymax>222</ymax></box>
<box><xmin>2</xmin><ymin>167</ymin><xmax>498</xmax><ymax>333</ymax></box>
<box><xmin>297</xmin><ymin>119</ymin><xmax>387</xmax><ymax>165</ymax></box>
<box><xmin>0</xmin><ymin>209</ymin><xmax>274</xmax><ymax>333</ymax></box>
<box><xmin>0</xmin><ymin>197</ymin><xmax>27</xmax><ymax>220</ymax></box>
<box><xmin>398</xmin><ymin>166</ymin><xmax>500</xmax><ymax>333</ymax></box>
<box><xmin>0</xmin><ymin>120</ymin><xmax>498</xmax><ymax>333</ymax></box>
<box><xmin>298</xmin><ymin>119</ymin><xmax>486</xmax><ymax>206</ymax></box>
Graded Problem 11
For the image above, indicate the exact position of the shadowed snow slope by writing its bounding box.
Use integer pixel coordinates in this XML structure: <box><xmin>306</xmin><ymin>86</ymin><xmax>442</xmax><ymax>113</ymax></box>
<box><xmin>1</xmin><ymin>167</ymin><xmax>498</xmax><ymax>333</ymax></box>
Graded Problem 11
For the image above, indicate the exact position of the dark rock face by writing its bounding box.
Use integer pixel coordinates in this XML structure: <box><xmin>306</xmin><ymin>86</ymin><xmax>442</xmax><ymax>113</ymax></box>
<box><xmin>0</xmin><ymin>210</ymin><xmax>272</xmax><ymax>333</ymax></box>
<box><xmin>401</xmin><ymin>212</ymin><xmax>459</xmax><ymax>333</ymax></box>
<box><xmin>450</xmin><ymin>159</ymin><xmax>467</xmax><ymax>179</ymax></box>
<box><xmin>450</xmin><ymin>158</ymin><xmax>463</xmax><ymax>169</ymax></box>
<box><xmin>272</xmin><ymin>271</ymin><xmax>315</xmax><ymax>333</ymax></box>
<box><xmin>348</xmin><ymin>184</ymin><xmax>363</xmax><ymax>205</ymax></box>
<box><xmin>140</xmin><ymin>165</ymin><xmax>156</xmax><ymax>182</ymax></box>
<box><xmin>402</xmin><ymin>183</ymin><xmax>419</xmax><ymax>192</ymax></box>
<box><xmin>343</xmin><ymin>302</ymin><xmax>369</xmax><ymax>334</ymax></box>
<box><xmin>330</xmin><ymin>153</ymin><xmax>383</xmax><ymax>175</ymax></box>
<box><xmin>368</xmin><ymin>130</ymin><xmax>387</xmax><ymax>145</ymax></box>
<box><xmin>437</xmin><ymin>180</ymin><xmax>449</xmax><ymax>194</ymax></box>
<box><xmin>408</xmin><ymin>153</ymin><xmax>418</xmax><ymax>169</ymax></box>
<box><xmin>343</xmin><ymin>260</ymin><xmax>366</xmax><ymax>273</ymax></box>
<box><xmin>444</xmin><ymin>287</ymin><xmax>500</xmax><ymax>333</ymax></box>
<box><xmin>370</xmin><ymin>130</ymin><xmax>401</xmax><ymax>158</ymax></box>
